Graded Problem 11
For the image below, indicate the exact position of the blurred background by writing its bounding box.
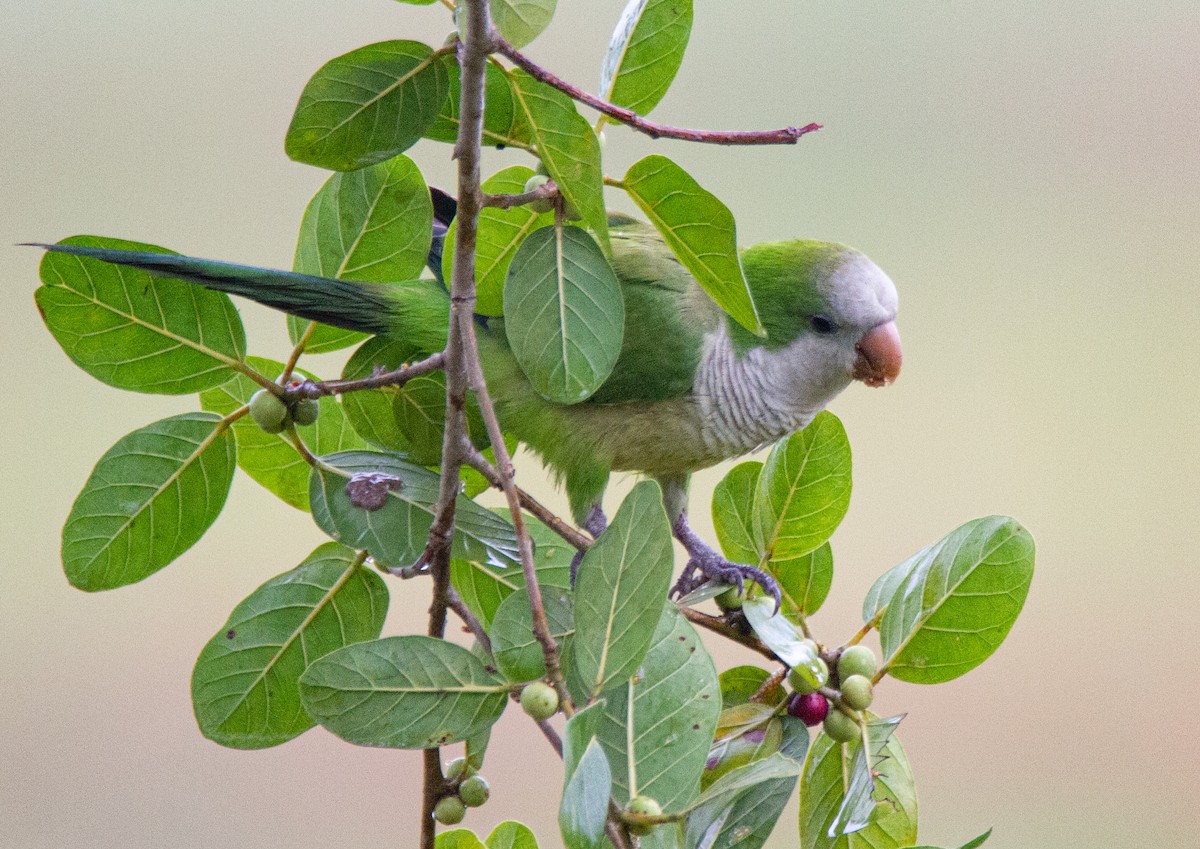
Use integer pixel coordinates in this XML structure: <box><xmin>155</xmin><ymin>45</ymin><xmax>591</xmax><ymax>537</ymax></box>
<box><xmin>3</xmin><ymin>2</ymin><xmax>1197</xmax><ymax>847</ymax></box>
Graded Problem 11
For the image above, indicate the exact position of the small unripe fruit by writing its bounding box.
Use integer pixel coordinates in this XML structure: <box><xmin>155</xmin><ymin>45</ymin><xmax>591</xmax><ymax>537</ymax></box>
<box><xmin>788</xmin><ymin>657</ymin><xmax>828</xmax><ymax>694</ymax></box>
<box><xmin>292</xmin><ymin>397</ymin><xmax>320</xmax><ymax>426</ymax></box>
<box><xmin>837</xmin><ymin>645</ymin><xmax>878</xmax><ymax>682</ymax></box>
<box><xmin>714</xmin><ymin>584</ymin><xmax>745</xmax><ymax>610</ymax></box>
<box><xmin>523</xmin><ymin>174</ymin><xmax>554</xmax><ymax>214</ymax></box>
<box><xmin>823</xmin><ymin>708</ymin><xmax>861</xmax><ymax>743</ymax></box>
<box><xmin>787</xmin><ymin>692</ymin><xmax>829</xmax><ymax>726</ymax></box>
<box><xmin>520</xmin><ymin>681</ymin><xmax>559</xmax><ymax>721</ymax></box>
<box><xmin>444</xmin><ymin>757</ymin><xmax>476</xmax><ymax>782</ymax></box>
<box><xmin>249</xmin><ymin>389</ymin><xmax>290</xmax><ymax>433</ymax></box>
<box><xmin>625</xmin><ymin>795</ymin><xmax>662</xmax><ymax>836</ymax></box>
<box><xmin>459</xmin><ymin>775</ymin><xmax>490</xmax><ymax>807</ymax></box>
<box><xmin>433</xmin><ymin>795</ymin><xmax>466</xmax><ymax>825</ymax></box>
<box><xmin>840</xmin><ymin>675</ymin><xmax>874</xmax><ymax>710</ymax></box>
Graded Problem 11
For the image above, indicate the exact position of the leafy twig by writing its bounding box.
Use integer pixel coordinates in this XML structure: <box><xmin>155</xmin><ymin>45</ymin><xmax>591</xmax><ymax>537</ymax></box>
<box><xmin>495</xmin><ymin>37</ymin><xmax>822</xmax><ymax>146</ymax></box>
<box><xmin>286</xmin><ymin>352</ymin><xmax>446</xmax><ymax>399</ymax></box>
<box><xmin>678</xmin><ymin>605</ymin><xmax>778</xmax><ymax>661</ymax></box>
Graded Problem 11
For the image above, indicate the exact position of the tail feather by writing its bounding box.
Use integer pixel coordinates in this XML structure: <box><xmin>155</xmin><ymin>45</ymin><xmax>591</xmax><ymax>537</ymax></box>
<box><xmin>32</xmin><ymin>241</ymin><xmax>449</xmax><ymax>350</ymax></box>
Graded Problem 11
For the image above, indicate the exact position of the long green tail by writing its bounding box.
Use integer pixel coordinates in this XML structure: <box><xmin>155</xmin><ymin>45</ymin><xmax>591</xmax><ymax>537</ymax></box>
<box><xmin>31</xmin><ymin>242</ymin><xmax>450</xmax><ymax>352</ymax></box>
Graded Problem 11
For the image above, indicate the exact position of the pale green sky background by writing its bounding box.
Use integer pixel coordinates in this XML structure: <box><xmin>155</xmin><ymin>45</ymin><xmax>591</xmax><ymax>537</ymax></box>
<box><xmin>2</xmin><ymin>2</ymin><xmax>1198</xmax><ymax>848</ymax></box>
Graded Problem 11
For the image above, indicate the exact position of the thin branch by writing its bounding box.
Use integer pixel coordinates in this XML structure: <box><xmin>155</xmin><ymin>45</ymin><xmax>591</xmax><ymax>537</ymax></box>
<box><xmin>678</xmin><ymin>605</ymin><xmax>778</xmax><ymax>661</ymax></box>
<box><xmin>287</xmin><ymin>352</ymin><xmax>446</xmax><ymax>399</ymax></box>
<box><xmin>447</xmin><ymin>585</ymin><xmax>492</xmax><ymax>655</ymax></box>
<box><xmin>750</xmin><ymin>665</ymin><xmax>788</xmax><ymax>704</ymax></box>
<box><xmin>496</xmin><ymin>37</ymin><xmax>822</xmax><ymax>146</ymax></box>
<box><xmin>482</xmin><ymin>180</ymin><xmax>557</xmax><ymax>209</ymax></box>
<box><xmin>463</xmin><ymin>447</ymin><xmax>593</xmax><ymax>551</ymax></box>
<box><xmin>534</xmin><ymin>718</ymin><xmax>563</xmax><ymax>757</ymax></box>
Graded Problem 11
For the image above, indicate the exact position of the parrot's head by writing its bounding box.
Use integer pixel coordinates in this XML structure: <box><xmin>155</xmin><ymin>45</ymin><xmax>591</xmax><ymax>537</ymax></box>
<box><xmin>733</xmin><ymin>240</ymin><xmax>901</xmax><ymax>409</ymax></box>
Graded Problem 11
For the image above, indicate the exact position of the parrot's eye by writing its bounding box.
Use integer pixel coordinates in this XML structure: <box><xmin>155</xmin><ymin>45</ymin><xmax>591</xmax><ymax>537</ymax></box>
<box><xmin>809</xmin><ymin>314</ymin><xmax>837</xmax><ymax>335</ymax></box>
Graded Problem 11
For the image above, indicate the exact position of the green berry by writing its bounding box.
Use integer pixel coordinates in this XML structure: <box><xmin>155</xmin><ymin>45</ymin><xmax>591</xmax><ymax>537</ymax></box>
<box><xmin>444</xmin><ymin>757</ymin><xmax>476</xmax><ymax>782</ymax></box>
<box><xmin>714</xmin><ymin>584</ymin><xmax>745</xmax><ymax>610</ymax></box>
<box><xmin>837</xmin><ymin>645</ymin><xmax>878</xmax><ymax>682</ymax></box>
<box><xmin>840</xmin><ymin>675</ymin><xmax>874</xmax><ymax>710</ymax></box>
<box><xmin>248</xmin><ymin>389</ymin><xmax>290</xmax><ymax>433</ymax></box>
<box><xmin>433</xmin><ymin>795</ymin><xmax>466</xmax><ymax>825</ymax></box>
<box><xmin>823</xmin><ymin>708</ymin><xmax>861</xmax><ymax>743</ymax></box>
<box><xmin>625</xmin><ymin>795</ymin><xmax>662</xmax><ymax>836</ymax></box>
<box><xmin>788</xmin><ymin>657</ymin><xmax>828</xmax><ymax>694</ymax></box>
<box><xmin>523</xmin><ymin>174</ymin><xmax>554</xmax><ymax>214</ymax></box>
<box><xmin>459</xmin><ymin>775</ymin><xmax>490</xmax><ymax>808</ymax></box>
<box><xmin>292</xmin><ymin>397</ymin><xmax>320</xmax><ymax>426</ymax></box>
<box><xmin>520</xmin><ymin>681</ymin><xmax>559</xmax><ymax>721</ymax></box>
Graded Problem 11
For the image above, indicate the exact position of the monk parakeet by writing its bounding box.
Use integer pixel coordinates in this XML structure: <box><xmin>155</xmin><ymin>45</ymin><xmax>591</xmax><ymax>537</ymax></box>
<box><xmin>33</xmin><ymin>199</ymin><xmax>901</xmax><ymax>605</ymax></box>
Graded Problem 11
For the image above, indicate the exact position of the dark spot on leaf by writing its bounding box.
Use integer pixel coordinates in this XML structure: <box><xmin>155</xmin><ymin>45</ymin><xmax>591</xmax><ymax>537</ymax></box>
<box><xmin>678</xmin><ymin>635</ymin><xmax>686</xmax><ymax>641</ymax></box>
<box><xmin>346</xmin><ymin>471</ymin><xmax>404</xmax><ymax>510</ymax></box>
<box><xmin>743</xmin><ymin>728</ymin><xmax>766</xmax><ymax>744</ymax></box>
<box><xmin>226</xmin><ymin>629</ymin><xmax>236</xmax><ymax>640</ymax></box>
<box><xmin>692</xmin><ymin>723</ymin><xmax>699</xmax><ymax>730</ymax></box>
<box><xmin>701</xmin><ymin>693</ymin><xmax>710</xmax><ymax>699</ymax></box>
<box><xmin>495</xmin><ymin>143</ymin><xmax>506</xmax><ymax>150</ymax></box>
<box><xmin>689</xmin><ymin>647</ymin><xmax>695</xmax><ymax>653</ymax></box>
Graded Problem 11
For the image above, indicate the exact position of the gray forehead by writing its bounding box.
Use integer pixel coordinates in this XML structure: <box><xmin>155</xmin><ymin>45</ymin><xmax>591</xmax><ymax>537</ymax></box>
<box><xmin>821</xmin><ymin>251</ymin><xmax>899</xmax><ymax>327</ymax></box>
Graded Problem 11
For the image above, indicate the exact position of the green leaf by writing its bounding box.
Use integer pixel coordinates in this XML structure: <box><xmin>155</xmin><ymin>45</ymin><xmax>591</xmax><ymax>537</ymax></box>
<box><xmin>572</xmin><ymin>481</ymin><xmax>674</xmax><ymax>699</ymax></box>
<box><xmin>559</xmin><ymin>738</ymin><xmax>611</xmax><ymax>849</ymax></box>
<box><xmin>510</xmin><ymin>71</ymin><xmax>609</xmax><ymax>252</ymax></box>
<box><xmin>288</xmin><ymin>154</ymin><xmax>433</xmax><ymax>353</ymax></box>
<box><xmin>437</xmin><ymin>831</ymin><xmax>486</xmax><ymax>849</ymax></box>
<box><xmin>599</xmin><ymin>0</ymin><xmax>693</xmax><ymax>116</ymax></box>
<box><xmin>593</xmin><ymin>605</ymin><xmax>720</xmax><ymax>810</ymax></box>
<box><xmin>199</xmin><ymin>356</ymin><xmax>365</xmax><ymax>511</ymax></box>
<box><xmin>623</xmin><ymin>155</ymin><xmax>762</xmax><ymax>336</ymax></box>
<box><xmin>426</xmin><ymin>59</ymin><xmax>532</xmax><ymax>150</ymax></box>
<box><xmin>704</xmin><ymin>705</ymin><xmax>783</xmax><ymax>790</ymax></box>
<box><xmin>906</xmin><ymin>829</ymin><xmax>993</xmax><ymax>849</ymax></box>
<box><xmin>712</xmin><ymin>461</ymin><xmax>763</xmax><ymax>565</ymax></box>
<box><xmin>35</xmin><ymin>236</ymin><xmax>245</xmax><ymax>394</ymax></box>
<box><xmin>754</xmin><ymin>412</ymin><xmax>853</xmax><ymax>561</ymax></box>
<box><xmin>779</xmin><ymin>715</ymin><xmax>811</xmax><ymax>763</ymax></box>
<box><xmin>799</xmin><ymin>715</ymin><xmax>917</xmax><ymax>849</ymax></box>
<box><xmin>465</xmin><ymin>726</ymin><xmax>492</xmax><ymax>773</ymax></box>
<box><xmin>451</xmin><ymin>513</ymin><xmax>575</xmax><ymax>629</ymax></box>
<box><xmin>62</xmin><ymin>413</ymin><xmax>235</xmax><ymax>591</ymax></box>
<box><xmin>503</xmin><ymin>225</ymin><xmax>624</xmax><ymax>404</ymax></box>
<box><xmin>774</xmin><ymin>543</ymin><xmax>834</xmax><ymax>620</ymax></box>
<box><xmin>685</xmin><ymin>754</ymin><xmax>802</xmax><ymax>849</ymax></box>
<box><xmin>719</xmin><ymin>665</ymin><xmax>780</xmax><ymax>710</ymax></box>
<box><xmin>191</xmin><ymin>543</ymin><xmax>387</xmax><ymax>748</ymax></box>
<box><xmin>492</xmin><ymin>0</ymin><xmax>557</xmax><ymax>49</ymax></box>
<box><xmin>392</xmin><ymin>373</ymin><xmax>448</xmax><ymax>465</ymax></box>
<box><xmin>490</xmin><ymin>585</ymin><xmax>575</xmax><ymax>682</ymax></box>
<box><xmin>876</xmin><ymin>516</ymin><xmax>1035</xmax><ymax>684</ymax></box>
<box><xmin>742</xmin><ymin>597</ymin><xmax>821</xmax><ymax>677</ymax></box>
<box><xmin>309</xmin><ymin>450</ymin><xmax>519</xmax><ymax>568</ymax></box>
<box><xmin>563</xmin><ymin>701</ymin><xmax>606</xmax><ymax>779</ymax></box>
<box><xmin>443</xmin><ymin>166</ymin><xmax>555</xmax><ymax>316</ymax></box>
<box><xmin>299</xmin><ymin>635</ymin><xmax>509</xmax><ymax>748</ymax></box>
<box><xmin>826</xmin><ymin>715</ymin><xmax>903</xmax><ymax>839</ymax></box>
<box><xmin>340</xmin><ymin>338</ymin><xmax>425</xmax><ymax>451</ymax></box>
<box><xmin>285</xmin><ymin>40</ymin><xmax>450</xmax><ymax>171</ymax></box>
<box><xmin>486</xmin><ymin>822</ymin><xmax>540</xmax><ymax>849</ymax></box>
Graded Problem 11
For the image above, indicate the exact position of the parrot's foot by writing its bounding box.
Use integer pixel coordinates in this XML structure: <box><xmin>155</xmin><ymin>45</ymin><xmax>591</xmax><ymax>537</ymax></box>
<box><xmin>570</xmin><ymin>505</ymin><xmax>610</xmax><ymax>585</ymax></box>
<box><xmin>670</xmin><ymin>514</ymin><xmax>781</xmax><ymax>613</ymax></box>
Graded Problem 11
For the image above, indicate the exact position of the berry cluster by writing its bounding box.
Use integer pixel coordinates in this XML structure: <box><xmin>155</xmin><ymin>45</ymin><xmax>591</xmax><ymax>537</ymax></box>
<box><xmin>248</xmin><ymin>385</ymin><xmax>320</xmax><ymax>433</ymax></box>
<box><xmin>433</xmin><ymin>757</ymin><xmax>492</xmax><ymax>825</ymax></box>
<box><xmin>786</xmin><ymin>644</ymin><xmax>878</xmax><ymax>743</ymax></box>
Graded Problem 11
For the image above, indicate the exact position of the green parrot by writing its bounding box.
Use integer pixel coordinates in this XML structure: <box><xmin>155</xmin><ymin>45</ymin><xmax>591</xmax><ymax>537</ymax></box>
<box><xmin>33</xmin><ymin>197</ymin><xmax>901</xmax><ymax>605</ymax></box>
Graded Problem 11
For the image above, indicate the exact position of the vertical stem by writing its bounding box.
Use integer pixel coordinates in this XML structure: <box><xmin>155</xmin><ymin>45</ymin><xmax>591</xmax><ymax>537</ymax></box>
<box><xmin>419</xmin><ymin>4</ymin><xmax>491</xmax><ymax>847</ymax></box>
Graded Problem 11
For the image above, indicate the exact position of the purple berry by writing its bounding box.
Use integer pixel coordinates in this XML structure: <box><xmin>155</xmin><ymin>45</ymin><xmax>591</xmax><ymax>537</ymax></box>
<box><xmin>787</xmin><ymin>692</ymin><xmax>829</xmax><ymax>726</ymax></box>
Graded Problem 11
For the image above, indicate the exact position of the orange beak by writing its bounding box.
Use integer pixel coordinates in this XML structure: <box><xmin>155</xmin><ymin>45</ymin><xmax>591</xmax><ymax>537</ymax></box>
<box><xmin>852</xmin><ymin>321</ymin><xmax>902</xmax><ymax>387</ymax></box>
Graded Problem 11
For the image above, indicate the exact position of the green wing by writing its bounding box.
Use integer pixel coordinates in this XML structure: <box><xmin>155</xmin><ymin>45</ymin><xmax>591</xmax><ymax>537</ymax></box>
<box><xmin>585</xmin><ymin>215</ymin><xmax>719</xmax><ymax>405</ymax></box>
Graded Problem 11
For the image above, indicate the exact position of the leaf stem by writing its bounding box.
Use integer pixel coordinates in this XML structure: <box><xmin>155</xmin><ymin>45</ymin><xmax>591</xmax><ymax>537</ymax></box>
<box><xmin>495</xmin><ymin>37</ymin><xmax>822</xmax><ymax>146</ymax></box>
